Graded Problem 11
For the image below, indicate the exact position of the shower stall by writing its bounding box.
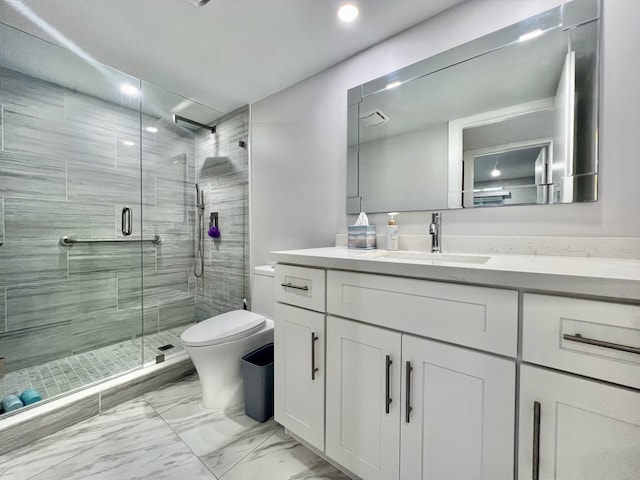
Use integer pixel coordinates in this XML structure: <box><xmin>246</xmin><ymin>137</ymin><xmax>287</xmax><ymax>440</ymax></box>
<box><xmin>0</xmin><ymin>21</ymin><xmax>250</xmax><ymax>418</ymax></box>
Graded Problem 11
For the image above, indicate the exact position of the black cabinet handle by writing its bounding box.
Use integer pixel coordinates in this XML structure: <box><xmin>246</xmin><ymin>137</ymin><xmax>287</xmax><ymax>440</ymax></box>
<box><xmin>533</xmin><ymin>401</ymin><xmax>541</xmax><ymax>480</ymax></box>
<box><xmin>311</xmin><ymin>332</ymin><xmax>319</xmax><ymax>380</ymax></box>
<box><xmin>385</xmin><ymin>355</ymin><xmax>393</xmax><ymax>414</ymax></box>
<box><xmin>405</xmin><ymin>361</ymin><xmax>413</xmax><ymax>423</ymax></box>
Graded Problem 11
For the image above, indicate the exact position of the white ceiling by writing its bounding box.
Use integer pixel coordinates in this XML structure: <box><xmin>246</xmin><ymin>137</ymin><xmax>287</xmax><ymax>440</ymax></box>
<box><xmin>0</xmin><ymin>0</ymin><xmax>465</xmax><ymax>116</ymax></box>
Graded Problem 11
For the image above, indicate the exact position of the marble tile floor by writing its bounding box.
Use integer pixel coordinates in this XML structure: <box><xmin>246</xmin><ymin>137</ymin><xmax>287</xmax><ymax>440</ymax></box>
<box><xmin>0</xmin><ymin>326</ymin><xmax>189</xmax><ymax>412</ymax></box>
<box><xmin>0</xmin><ymin>373</ymin><xmax>351</xmax><ymax>480</ymax></box>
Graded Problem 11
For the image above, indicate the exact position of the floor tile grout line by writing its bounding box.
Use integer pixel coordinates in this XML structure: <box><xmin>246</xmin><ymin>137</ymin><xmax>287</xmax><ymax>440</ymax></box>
<box><xmin>216</xmin><ymin>423</ymin><xmax>283</xmax><ymax>479</ymax></box>
<box><xmin>22</xmin><ymin>402</ymin><xmax>170</xmax><ymax>479</ymax></box>
<box><xmin>145</xmin><ymin>395</ymin><xmax>221</xmax><ymax>480</ymax></box>
<box><xmin>10</xmin><ymin>415</ymin><xmax>121</xmax><ymax>480</ymax></box>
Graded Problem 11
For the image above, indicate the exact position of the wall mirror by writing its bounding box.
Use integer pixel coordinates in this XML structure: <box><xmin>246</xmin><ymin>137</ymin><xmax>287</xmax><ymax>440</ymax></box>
<box><xmin>346</xmin><ymin>0</ymin><xmax>600</xmax><ymax>214</ymax></box>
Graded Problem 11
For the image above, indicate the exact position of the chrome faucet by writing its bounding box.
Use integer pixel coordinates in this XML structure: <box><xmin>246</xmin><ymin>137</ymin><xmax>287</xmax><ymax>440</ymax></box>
<box><xmin>428</xmin><ymin>212</ymin><xmax>441</xmax><ymax>253</ymax></box>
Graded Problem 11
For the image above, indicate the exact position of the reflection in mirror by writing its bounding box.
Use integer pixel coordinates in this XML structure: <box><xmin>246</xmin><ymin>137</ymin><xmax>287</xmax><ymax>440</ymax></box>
<box><xmin>347</xmin><ymin>0</ymin><xmax>599</xmax><ymax>214</ymax></box>
<box><xmin>469</xmin><ymin>144</ymin><xmax>549</xmax><ymax>207</ymax></box>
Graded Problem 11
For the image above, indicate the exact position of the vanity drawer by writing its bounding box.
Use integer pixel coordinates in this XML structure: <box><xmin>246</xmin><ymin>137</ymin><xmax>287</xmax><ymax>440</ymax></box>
<box><xmin>275</xmin><ymin>265</ymin><xmax>326</xmax><ymax>313</ymax></box>
<box><xmin>522</xmin><ymin>294</ymin><xmax>640</xmax><ymax>389</ymax></box>
<box><xmin>327</xmin><ymin>270</ymin><xmax>518</xmax><ymax>357</ymax></box>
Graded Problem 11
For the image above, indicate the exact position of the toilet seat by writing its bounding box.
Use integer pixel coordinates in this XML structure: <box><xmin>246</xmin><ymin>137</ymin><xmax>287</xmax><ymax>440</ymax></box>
<box><xmin>181</xmin><ymin>310</ymin><xmax>266</xmax><ymax>347</ymax></box>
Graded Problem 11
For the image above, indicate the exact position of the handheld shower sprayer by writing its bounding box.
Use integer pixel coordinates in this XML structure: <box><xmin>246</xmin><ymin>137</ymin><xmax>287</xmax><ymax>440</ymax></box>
<box><xmin>195</xmin><ymin>184</ymin><xmax>205</xmax><ymax>211</ymax></box>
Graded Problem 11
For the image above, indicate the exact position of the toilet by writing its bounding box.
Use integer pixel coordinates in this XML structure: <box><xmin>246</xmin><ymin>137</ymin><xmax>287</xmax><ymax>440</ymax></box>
<box><xmin>181</xmin><ymin>265</ymin><xmax>275</xmax><ymax>410</ymax></box>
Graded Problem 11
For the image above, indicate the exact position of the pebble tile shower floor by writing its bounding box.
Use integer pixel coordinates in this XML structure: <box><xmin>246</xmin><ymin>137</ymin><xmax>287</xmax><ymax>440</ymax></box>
<box><xmin>0</xmin><ymin>325</ymin><xmax>188</xmax><ymax>407</ymax></box>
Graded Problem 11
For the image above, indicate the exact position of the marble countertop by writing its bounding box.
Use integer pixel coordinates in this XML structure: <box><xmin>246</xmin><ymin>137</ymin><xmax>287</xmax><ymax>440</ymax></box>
<box><xmin>270</xmin><ymin>247</ymin><xmax>640</xmax><ymax>301</ymax></box>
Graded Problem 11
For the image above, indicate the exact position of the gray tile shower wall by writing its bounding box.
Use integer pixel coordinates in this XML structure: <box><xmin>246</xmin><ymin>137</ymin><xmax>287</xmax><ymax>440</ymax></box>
<box><xmin>195</xmin><ymin>109</ymin><xmax>250</xmax><ymax>319</ymax></box>
<box><xmin>0</xmin><ymin>66</ymin><xmax>198</xmax><ymax>374</ymax></box>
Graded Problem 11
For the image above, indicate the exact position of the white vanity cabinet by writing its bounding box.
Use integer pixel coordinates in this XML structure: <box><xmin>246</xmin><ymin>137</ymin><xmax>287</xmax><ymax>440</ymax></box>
<box><xmin>324</xmin><ymin>272</ymin><xmax>518</xmax><ymax>480</ymax></box>
<box><xmin>519</xmin><ymin>293</ymin><xmax>640</xmax><ymax>479</ymax></box>
<box><xmin>518</xmin><ymin>366</ymin><xmax>640</xmax><ymax>480</ymax></box>
<box><xmin>401</xmin><ymin>334</ymin><xmax>515</xmax><ymax>480</ymax></box>
<box><xmin>326</xmin><ymin>270</ymin><xmax>518</xmax><ymax>357</ymax></box>
<box><xmin>274</xmin><ymin>265</ymin><xmax>326</xmax><ymax>451</ymax></box>
<box><xmin>325</xmin><ymin>317</ymin><xmax>402</xmax><ymax>480</ymax></box>
<box><xmin>272</xmin><ymin>248</ymin><xmax>640</xmax><ymax>480</ymax></box>
<box><xmin>324</xmin><ymin>317</ymin><xmax>516</xmax><ymax>480</ymax></box>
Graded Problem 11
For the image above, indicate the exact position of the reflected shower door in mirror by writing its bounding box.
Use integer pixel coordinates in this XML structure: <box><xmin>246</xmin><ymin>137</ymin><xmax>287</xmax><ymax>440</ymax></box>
<box><xmin>346</xmin><ymin>0</ymin><xmax>599</xmax><ymax>214</ymax></box>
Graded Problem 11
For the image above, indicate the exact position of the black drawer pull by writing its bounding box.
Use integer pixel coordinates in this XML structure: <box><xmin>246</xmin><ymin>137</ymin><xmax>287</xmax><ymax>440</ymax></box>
<box><xmin>563</xmin><ymin>333</ymin><xmax>640</xmax><ymax>355</ymax></box>
<box><xmin>281</xmin><ymin>282</ymin><xmax>309</xmax><ymax>291</ymax></box>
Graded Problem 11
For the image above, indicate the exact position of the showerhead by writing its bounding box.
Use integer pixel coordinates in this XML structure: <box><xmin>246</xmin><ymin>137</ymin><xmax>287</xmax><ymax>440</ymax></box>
<box><xmin>173</xmin><ymin>114</ymin><xmax>216</xmax><ymax>134</ymax></box>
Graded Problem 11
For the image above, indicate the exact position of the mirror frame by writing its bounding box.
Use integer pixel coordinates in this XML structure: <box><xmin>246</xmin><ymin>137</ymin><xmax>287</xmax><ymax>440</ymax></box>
<box><xmin>347</xmin><ymin>0</ymin><xmax>600</xmax><ymax>214</ymax></box>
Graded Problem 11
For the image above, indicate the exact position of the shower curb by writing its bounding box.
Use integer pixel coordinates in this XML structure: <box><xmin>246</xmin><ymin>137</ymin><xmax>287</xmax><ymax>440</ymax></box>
<box><xmin>0</xmin><ymin>354</ymin><xmax>195</xmax><ymax>457</ymax></box>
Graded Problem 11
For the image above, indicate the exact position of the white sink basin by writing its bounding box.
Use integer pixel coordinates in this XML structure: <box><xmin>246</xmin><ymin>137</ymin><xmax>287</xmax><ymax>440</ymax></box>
<box><xmin>358</xmin><ymin>250</ymin><xmax>490</xmax><ymax>264</ymax></box>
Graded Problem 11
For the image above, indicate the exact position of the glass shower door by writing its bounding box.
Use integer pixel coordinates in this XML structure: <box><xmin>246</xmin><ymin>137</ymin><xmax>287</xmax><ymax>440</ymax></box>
<box><xmin>137</xmin><ymin>81</ymin><xmax>224</xmax><ymax>364</ymax></box>
<box><xmin>0</xmin><ymin>23</ymin><xmax>145</xmax><ymax>412</ymax></box>
<box><xmin>138</xmin><ymin>81</ymin><xmax>198</xmax><ymax>364</ymax></box>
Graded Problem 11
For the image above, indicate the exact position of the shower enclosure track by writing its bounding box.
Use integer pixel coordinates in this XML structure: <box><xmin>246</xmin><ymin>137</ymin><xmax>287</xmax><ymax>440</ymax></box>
<box><xmin>59</xmin><ymin>235</ymin><xmax>161</xmax><ymax>246</ymax></box>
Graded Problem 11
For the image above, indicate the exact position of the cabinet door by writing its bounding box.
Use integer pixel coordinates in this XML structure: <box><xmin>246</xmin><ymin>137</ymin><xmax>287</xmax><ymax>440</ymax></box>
<box><xmin>519</xmin><ymin>365</ymin><xmax>640</xmax><ymax>480</ymax></box>
<box><xmin>401</xmin><ymin>335</ymin><xmax>516</xmax><ymax>480</ymax></box>
<box><xmin>274</xmin><ymin>302</ymin><xmax>325</xmax><ymax>451</ymax></box>
<box><xmin>326</xmin><ymin>316</ymin><xmax>402</xmax><ymax>480</ymax></box>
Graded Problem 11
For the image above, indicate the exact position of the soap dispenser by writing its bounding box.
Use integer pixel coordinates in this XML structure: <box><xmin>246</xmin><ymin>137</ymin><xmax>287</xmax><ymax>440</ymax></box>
<box><xmin>386</xmin><ymin>212</ymin><xmax>399</xmax><ymax>251</ymax></box>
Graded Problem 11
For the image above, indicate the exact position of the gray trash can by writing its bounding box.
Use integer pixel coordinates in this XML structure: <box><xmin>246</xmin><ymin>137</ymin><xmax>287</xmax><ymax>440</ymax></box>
<box><xmin>241</xmin><ymin>343</ymin><xmax>274</xmax><ymax>422</ymax></box>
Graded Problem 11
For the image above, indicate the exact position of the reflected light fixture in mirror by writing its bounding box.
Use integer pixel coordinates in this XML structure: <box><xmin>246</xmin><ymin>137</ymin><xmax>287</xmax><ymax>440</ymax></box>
<box><xmin>491</xmin><ymin>158</ymin><xmax>501</xmax><ymax>177</ymax></box>
<box><xmin>120</xmin><ymin>83</ymin><xmax>139</xmax><ymax>96</ymax></box>
<box><xmin>519</xmin><ymin>29</ymin><xmax>544</xmax><ymax>42</ymax></box>
<box><xmin>338</xmin><ymin>3</ymin><xmax>359</xmax><ymax>23</ymax></box>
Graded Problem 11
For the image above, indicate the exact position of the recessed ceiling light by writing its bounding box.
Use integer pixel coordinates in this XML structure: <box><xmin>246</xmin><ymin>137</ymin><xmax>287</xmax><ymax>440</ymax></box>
<box><xmin>386</xmin><ymin>81</ymin><xmax>402</xmax><ymax>90</ymax></box>
<box><xmin>146</xmin><ymin>126</ymin><xmax>159</xmax><ymax>133</ymax></box>
<box><xmin>123</xmin><ymin>140</ymin><xmax>135</xmax><ymax>146</ymax></box>
<box><xmin>120</xmin><ymin>84</ymin><xmax>139</xmax><ymax>96</ymax></box>
<box><xmin>338</xmin><ymin>3</ymin><xmax>359</xmax><ymax>23</ymax></box>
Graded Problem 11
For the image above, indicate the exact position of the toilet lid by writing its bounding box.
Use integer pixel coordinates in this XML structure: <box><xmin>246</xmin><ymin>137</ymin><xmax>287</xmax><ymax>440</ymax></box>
<box><xmin>181</xmin><ymin>310</ymin><xmax>266</xmax><ymax>347</ymax></box>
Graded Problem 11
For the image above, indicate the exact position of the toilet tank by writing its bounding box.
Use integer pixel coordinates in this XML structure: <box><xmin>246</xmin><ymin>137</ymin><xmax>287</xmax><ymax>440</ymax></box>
<box><xmin>252</xmin><ymin>265</ymin><xmax>275</xmax><ymax>319</ymax></box>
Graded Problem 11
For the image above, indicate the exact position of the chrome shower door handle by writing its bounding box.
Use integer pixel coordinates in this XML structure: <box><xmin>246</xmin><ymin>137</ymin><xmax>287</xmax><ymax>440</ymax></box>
<box><xmin>121</xmin><ymin>207</ymin><xmax>132</xmax><ymax>236</ymax></box>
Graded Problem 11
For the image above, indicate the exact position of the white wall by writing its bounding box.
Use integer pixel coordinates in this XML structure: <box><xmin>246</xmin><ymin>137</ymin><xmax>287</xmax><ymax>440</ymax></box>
<box><xmin>358</xmin><ymin>125</ymin><xmax>449</xmax><ymax>213</ymax></box>
<box><xmin>250</xmin><ymin>0</ymin><xmax>640</xmax><ymax>267</ymax></box>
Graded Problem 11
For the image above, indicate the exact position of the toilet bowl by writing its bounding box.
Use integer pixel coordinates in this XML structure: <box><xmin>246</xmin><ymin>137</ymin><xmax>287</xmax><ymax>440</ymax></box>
<box><xmin>181</xmin><ymin>265</ymin><xmax>275</xmax><ymax>410</ymax></box>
